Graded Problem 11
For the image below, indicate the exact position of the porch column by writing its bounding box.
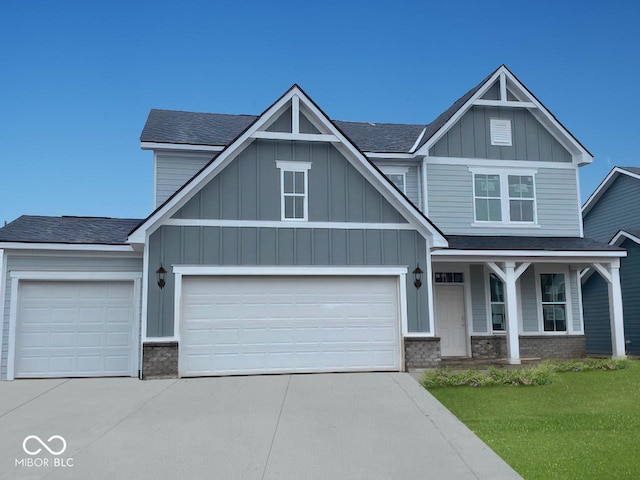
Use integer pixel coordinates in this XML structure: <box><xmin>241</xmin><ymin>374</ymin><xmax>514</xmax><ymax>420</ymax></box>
<box><xmin>504</xmin><ymin>261</ymin><xmax>521</xmax><ymax>365</ymax></box>
<box><xmin>592</xmin><ymin>260</ymin><xmax>626</xmax><ymax>358</ymax></box>
<box><xmin>608</xmin><ymin>264</ymin><xmax>626</xmax><ymax>358</ymax></box>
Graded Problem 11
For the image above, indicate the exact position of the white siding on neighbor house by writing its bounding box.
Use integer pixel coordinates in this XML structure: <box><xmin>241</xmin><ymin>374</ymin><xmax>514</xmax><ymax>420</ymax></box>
<box><xmin>1</xmin><ymin>253</ymin><xmax>143</xmax><ymax>380</ymax></box>
<box><xmin>155</xmin><ymin>152</ymin><xmax>216</xmax><ymax>207</ymax></box>
<box><xmin>425</xmin><ymin>163</ymin><xmax>581</xmax><ymax>236</ymax></box>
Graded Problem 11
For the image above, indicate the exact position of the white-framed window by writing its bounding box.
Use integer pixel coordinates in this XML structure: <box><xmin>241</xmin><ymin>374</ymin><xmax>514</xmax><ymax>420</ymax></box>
<box><xmin>276</xmin><ymin>161</ymin><xmax>311</xmax><ymax>221</ymax></box>
<box><xmin>379</xmin><ymin>166</ymin><xmax>408</xmax><ymax>194</ymax></box>
<box><xmin>490</xmin><ymin>118</ymin><xmax>512</xmax><ymax>146</ymax></box>
<box><xmin>508</xmin><ymin>175</ymin><xmax>535</xmax><ymax>222</ymax></box>
<box><xmin>474</xmin><ymin>174</ymin><xmax>502</xmax><ymax>222</ymax></box>
<box><xmin>488</xmin><ymin>273</ymin><xmax>506</xmax><ymax>331</ymax></box>
<box><xmin>539</xmin><ymin>273</ymin><xmax>567</xmax><ymax>332</ymax></box>
<box><xmin>470</xmin><ymin>168</ymin><xmax>537</xmax><ymax>225</ymax></box>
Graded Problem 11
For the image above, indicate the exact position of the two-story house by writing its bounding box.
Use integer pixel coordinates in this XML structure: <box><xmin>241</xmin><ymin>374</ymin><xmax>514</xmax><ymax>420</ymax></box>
<box><xmin>582</xmin><ymin>167</ymin><xmax>640</xmax><ymax>355</ymax></box>
<box><xmin>0</xmin><ymin>65</ymin><xmax>626</xmax><ymax>380</ymax></box>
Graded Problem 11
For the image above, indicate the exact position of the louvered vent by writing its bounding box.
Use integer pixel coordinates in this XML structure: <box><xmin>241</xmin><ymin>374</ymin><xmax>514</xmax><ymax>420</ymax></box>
<box><xmin>490</xmin><ymin>118</ymin><xmax>512</xmax><ymax>146</ymax></box>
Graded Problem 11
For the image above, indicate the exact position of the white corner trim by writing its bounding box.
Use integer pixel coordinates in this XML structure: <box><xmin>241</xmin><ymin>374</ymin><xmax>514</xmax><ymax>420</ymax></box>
<box><xmin>173</xmin><ymin>272</ymin><xmax>182</xmax><ymax>343</ymax></box>
<box><xmin>399</xmin><ymin>273</ymin><xmax>408</xmax><ymax>337</ymax></box>
<box><xmin>140</xmin><ymin>236</ymin><xmax>150</xmax><ymax>365</ymax></box>
<box><xmin>0</xmin><ymin>243</ymin><xmax>136</xmax><ymax>252</ymax></box>
<box><xmin>141</xmin><ymin>142</ymin><xmax>225</xmax><ymax>152</ymax></box>
<box><xmin>171</xmin><ymin>265</ymin><xmax>408</xmax><ymax>276</ymax></box>
<box><xmin>0</xmin><ymin>249</ymin><xmax>5</xmax><ymax>376</ymax></box>
<box><xmin>6</xmin><ymin>277</ymin><xmax>18</xmax><ymax>380</ymax></box>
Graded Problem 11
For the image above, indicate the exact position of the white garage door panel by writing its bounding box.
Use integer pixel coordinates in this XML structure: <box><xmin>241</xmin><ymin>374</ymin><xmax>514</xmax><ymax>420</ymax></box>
<box><xmin>180</xmin><ymin>276</ymin><xmax>400</xmax><ymax>376</ymax></box>
<box><xmin>15</xmin><ymin>281</ymin><xmax>136</xmax><ymax>378</ymax></box>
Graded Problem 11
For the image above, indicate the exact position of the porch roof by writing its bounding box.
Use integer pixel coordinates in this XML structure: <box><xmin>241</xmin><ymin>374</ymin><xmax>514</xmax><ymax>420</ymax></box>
<box><xmin>444</xmin><ymin>235</ymin><xmax>624</xmax><ymax>252</ymax></box>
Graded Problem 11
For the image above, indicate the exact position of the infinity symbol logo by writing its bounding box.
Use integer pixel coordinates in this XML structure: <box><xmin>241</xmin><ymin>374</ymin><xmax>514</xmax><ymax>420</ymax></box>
<box><xmin>22</xmin><ymin>435</ymin><xmax>67</xmax><ymax>456</ymax></box>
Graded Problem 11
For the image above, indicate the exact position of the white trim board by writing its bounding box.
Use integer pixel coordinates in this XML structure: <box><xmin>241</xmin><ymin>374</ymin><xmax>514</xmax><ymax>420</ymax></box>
<box><xmin>128</xmin><ymin>85</ymin><xmax>448</xmax><ymax>248</ymax></box>
<box><xmin>582</xmin><ymin>167</ymin><xmax>640</xmax><ymax>215</ymax></box>
<box><xmin>415</xmin><ymin>65</ymin><xmax>593</xmax><ymax>166</ymax></box>
<box><xmin>141</xmin><ymin>142</ymin><xmax>225</xmax><ymax>152</ymax></box>
<box><xmin>427</xmin><ymin>156</ymin><xmax>576</xmax><ymax>169</ymax></box>
<box><xmin>432</xmin><ymin>249</ymin><xmax>626</xmax><ymax>259</ymax></box>
<box><xmin>0</xmin><ymin>243</ymin><xmax>137</xmax><ymax>252</ymax></box>
<box><xmin>161</xmin><ymin>219</ymin><xmax>416</xmax><ymax>230</ymax></box>
<box><xmin>9</xmin><ymin>271</ymin><xmax>142</xmax><ymax>280</ymax></box>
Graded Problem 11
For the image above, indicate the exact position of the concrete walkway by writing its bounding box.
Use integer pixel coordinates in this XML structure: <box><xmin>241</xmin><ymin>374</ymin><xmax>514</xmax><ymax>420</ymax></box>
<box><xmin>0</xmin><ymin>373</ymin><xmax>521</xmax><ymax>479</ymax></box>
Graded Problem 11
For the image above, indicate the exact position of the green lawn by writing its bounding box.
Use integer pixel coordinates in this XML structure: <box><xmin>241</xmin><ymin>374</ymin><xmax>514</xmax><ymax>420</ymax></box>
<box><xmin>427</xmin><ymin>361</ymin><xmax>640</xmax><ymax>480</ymax></box>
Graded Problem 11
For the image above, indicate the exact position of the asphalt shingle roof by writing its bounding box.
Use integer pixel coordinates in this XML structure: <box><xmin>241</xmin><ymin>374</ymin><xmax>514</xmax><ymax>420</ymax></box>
<box><xmin>445</xmin><ymin>235</ymin><xmax>624</xmax><ymax>251</ymax></box>
<box><xmin>0</xmin><ymin>216</ymin><xmax>143</xmax><ymax>245</ymax></box>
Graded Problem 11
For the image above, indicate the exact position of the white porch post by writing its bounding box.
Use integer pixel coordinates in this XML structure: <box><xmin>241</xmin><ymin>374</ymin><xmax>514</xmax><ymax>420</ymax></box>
<box><xmin>592</xmin><ymin>260</ymin><xmax>626</xmax><ymax>358</ymax></box>
<box><xmin>608</xmin><ymin>264</ymin><xmax>626</xmax><ymax>358</ymax></box>
<box><xmin>504</xmin><ymin>261</ymin><xmax>521</xmax><ymax>365</ymax></box>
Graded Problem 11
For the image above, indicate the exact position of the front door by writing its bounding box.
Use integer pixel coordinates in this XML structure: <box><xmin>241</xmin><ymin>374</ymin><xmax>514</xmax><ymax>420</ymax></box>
<box><xmin>435</xmin><ymin>285</ymin><xmax>467</xmax><ymax>356</ymax></box>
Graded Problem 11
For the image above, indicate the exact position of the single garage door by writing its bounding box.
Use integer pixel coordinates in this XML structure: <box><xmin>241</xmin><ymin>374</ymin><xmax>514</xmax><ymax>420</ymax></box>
<box><xmin>180</xmin><ymin>276</ymin><xmax>401</xmax><ymax>376</ymax></box>
<box><xmin>15</xmin><ymin>281</ymin><xmax>137</xmax><ymax>378</ymax></box>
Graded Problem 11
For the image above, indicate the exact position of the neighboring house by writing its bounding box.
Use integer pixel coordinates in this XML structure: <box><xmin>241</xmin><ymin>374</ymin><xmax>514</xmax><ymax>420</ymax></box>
<box><xmin>582</xmin><ymin>167</ymin><xmax>640</xmax><ymax>355</ymax></box>
<box><xmin>0</xmin><ymin>65</ymin><xmax>627</xmax><ymax>381</ymax></box>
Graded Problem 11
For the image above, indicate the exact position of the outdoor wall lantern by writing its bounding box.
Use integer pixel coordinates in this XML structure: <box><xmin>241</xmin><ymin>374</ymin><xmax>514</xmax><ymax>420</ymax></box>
<box><xmin>413</xmin><ymin>264</ymin><xmax>423</xmax><ymax>289</ymax></box>
<box><xmin>156</xmin><ymin>264</ymin><xmax>167</xmax><ymax>289</ymax></box>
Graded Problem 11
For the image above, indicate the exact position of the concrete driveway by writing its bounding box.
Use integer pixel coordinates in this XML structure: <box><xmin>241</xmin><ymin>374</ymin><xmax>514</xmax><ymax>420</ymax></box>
<box><xmin>0</xmin><ymin>373</ymin><xmax>520</xmax><ymax>480</ymax></box>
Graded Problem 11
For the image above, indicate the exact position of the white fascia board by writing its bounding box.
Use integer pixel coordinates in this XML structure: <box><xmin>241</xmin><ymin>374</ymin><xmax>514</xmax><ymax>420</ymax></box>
<box><xmin>583</xmin><ymin>167</ymin><xmax>640</xmax><ymax>215</ymax></box>
<box><xmin>414</xmin><ymin>68</ymin><xmax>503</xmax><ymax>156</ymax></box>
<box><xmin>129</xmin><ymin>86</ymin><xmax>448</xmax><ymax>248</ymax></box>
<box><xmin>172</xmin><ymin>265</ymin><xmax>408</xmax><ymax>276</ymax></box>
<box><xmin>416</xmin><ymin>66</ymin><xmax>593</xmax><ymax>164</ymax></box>
<box><xmin>0</xmin><ymin>242</ymin><xmax>136</xmax><ymax>252</ymax></box>
<box><xmin>365</xmin><ymin>152</ymin><xmax>417</xmax><ymax>159</ymax></box>
<box><xmin>431</xmin><ymin>249</ymin><xmax>626</xmax><ymax>262</ymax></box>
<box><xmin>610</xmin><ymin>230</ymin><xmax>640</xmax><ymax>247</ymax></box>
<box><xmin>140</xmin><ymin>142</ymin><xmax>225</xmax><ymax>152</ymax></box>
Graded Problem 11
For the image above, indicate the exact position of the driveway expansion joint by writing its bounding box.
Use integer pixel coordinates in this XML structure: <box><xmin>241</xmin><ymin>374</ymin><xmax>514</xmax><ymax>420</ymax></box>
<box><xmin>0</xmin><ymin>379</ymin><xmax>70</xmax><ymax>420</ymax></box>
<box><xmin>261</xmin><ymin>374</ymin><xmax>291</xmax><ymax>480</ymax></box>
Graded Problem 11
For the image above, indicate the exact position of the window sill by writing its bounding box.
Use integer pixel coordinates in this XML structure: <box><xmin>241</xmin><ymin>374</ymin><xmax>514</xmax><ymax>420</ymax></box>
<box><xmin>471</xmin><ymin>222</ymin><xmax>541</xmax><ymax>229</ymax></box>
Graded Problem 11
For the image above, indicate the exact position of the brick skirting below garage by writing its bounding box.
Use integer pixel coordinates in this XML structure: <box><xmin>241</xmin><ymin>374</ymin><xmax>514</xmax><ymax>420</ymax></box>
<box><xmin>143</xmin><ymin>342</ymin><xmax>179</xmax><ymax>379</ymax></box>
<box><xmin>404</xmin><ymin>337</ymin><xmax>441</xmax><ymax>369</ymax></box>
<box><xmin>471</xmin><ymin>335</ymin><xmax>586</xmax><ymax>360</ymax></box>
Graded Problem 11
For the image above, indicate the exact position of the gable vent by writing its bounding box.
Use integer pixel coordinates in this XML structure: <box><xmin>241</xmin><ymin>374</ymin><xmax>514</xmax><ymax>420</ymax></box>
<box><xmin>490</xmin><ymin>118</ymin><xmax>512</xmax><ymax>146</ymax></box>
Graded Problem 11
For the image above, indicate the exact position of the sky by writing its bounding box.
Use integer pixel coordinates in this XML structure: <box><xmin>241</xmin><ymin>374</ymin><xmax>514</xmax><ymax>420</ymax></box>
<box><xmin>1</xmin><ymin>0</ymin><xmax>639</xmax><ymax>224</ymax></box>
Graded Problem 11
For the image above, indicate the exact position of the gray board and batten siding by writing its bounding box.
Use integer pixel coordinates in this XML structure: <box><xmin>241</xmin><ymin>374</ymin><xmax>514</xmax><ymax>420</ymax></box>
<box><xmin>430</xmin><ymin>105</ymin><xmax>572</xmax><ymax>163</ymax></box>
<box><xmin>583</xmin><ymin>174</ymin><xmax>640</xmax><ymax>243</ymax></box>
<box><xmin>583</xmin><ymin>239</ymin><xmax>640</xmax><ymax>355</ymax></box>
<box><xmin>425</xmin><ymin>164</ymin><xmax>580</xmax><ymax>236</ymax></box>
<box><xmin>1</xmin><ymin>254</ymin><xmax>143</xmax><ymax>380</ymax></box>
<box><xmin>147</xmin><ymin>139</ymin><xmax>430</xmax><ymax>338</ymax></box>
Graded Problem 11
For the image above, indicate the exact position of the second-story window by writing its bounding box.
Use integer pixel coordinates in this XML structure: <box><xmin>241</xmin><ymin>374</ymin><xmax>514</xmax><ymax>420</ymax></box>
<box><xmin>471</xmin><ymin>169</ymin><xmax>537</xmax><ymax>225</ymax></box>
<box><xmin>276</xmin><ymin>161</ymin><xmax>312</xmax><ymax>221</ymax></box>
<box><xmin>379</xmin><ymin>166</ymin><xmax>408</xmax><ymax>194</ymax></box>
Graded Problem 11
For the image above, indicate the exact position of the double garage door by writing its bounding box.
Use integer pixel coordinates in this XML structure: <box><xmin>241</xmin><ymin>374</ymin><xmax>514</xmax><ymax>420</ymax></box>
<box><xmin>14</xmin><ymin>281</ymin><xmax>137</xmax><ymax>378</ymax></box>
<box><xmin>180</xmin><ymin>276</ymin><xmax>401</xmax><ymax>376</ymax></box>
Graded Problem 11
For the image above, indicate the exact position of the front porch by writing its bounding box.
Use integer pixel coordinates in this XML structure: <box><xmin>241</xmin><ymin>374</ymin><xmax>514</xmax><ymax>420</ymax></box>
<box><xmin>427</xmin><ymin>235</ymin><xmax>627</xmax><ymax>365</ymax></box>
